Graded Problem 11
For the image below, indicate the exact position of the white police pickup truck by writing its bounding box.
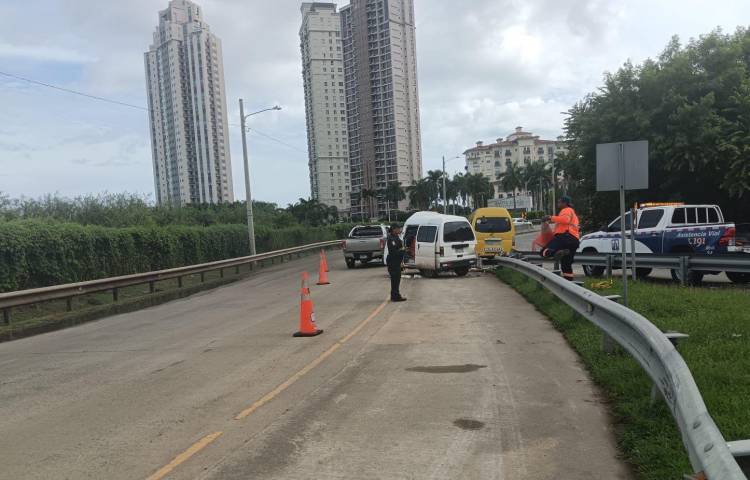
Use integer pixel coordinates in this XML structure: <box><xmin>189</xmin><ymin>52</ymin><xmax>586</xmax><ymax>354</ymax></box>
<box><xmin>578</xmin><ymin>203</ymin><xmax>748</xmax><ymax>284</ymax></box>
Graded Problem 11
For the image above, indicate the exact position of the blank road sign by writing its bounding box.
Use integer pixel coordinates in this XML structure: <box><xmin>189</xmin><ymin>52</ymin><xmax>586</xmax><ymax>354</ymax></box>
<box><xmin>596</xmin><ymin>140</ymin><xmax>649</xmax><ymax>191</ymax></box>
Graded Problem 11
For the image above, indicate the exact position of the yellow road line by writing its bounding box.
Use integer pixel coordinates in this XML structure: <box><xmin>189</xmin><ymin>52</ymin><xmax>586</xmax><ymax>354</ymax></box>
<box><xmin>235</xmin><ymin>297</ymin><xmax>389</xmax><ymax>420</ymax></box>
<box><xmin>145</xmin><ymin>431</ymin><xmax>223</xmax><ymax>480</ymax></box>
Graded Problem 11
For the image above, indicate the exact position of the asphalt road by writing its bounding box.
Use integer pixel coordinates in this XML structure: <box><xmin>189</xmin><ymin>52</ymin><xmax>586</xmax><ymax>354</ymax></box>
<box><xmin>0</xmin><ymin>253</ymin><xmax>631</xmax><ymax>480</ymax></box>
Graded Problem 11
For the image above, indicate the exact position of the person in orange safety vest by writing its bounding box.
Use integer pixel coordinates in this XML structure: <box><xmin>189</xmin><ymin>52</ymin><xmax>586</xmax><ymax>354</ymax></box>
<box><xmin>541</xmin><ymin>195</ymin><xmax>581</xmax><ymax>281</ymax></box>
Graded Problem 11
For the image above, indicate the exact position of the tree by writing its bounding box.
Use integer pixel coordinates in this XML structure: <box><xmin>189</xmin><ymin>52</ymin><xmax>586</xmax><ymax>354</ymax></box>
<box><xmin>383</xmin><ymin>182</ymin><xmax>406</xmax><ymax>222</ymax></box>
<box><xmin>561</xmin><ymin>28</ymin><xmax>750</xmax><ymax>229</ymax></box>
<box><xmin>407</xmin><ymin>179</ymin><xmax>432</xmax><ymax>211</ymax></box>
<box><xmin>522</xmin><ymin>162</ymin><xmax>552</xmax><ymax>213</ymax></box>
<box><xmin>498</xmin><ymin>162</ymin><xmax>524</xmax><ymax>210</ymax></box>
<box><xmin>464</xmin><ymin>173</ymin><xmax>493</xmax><ymax>209</ymax></box>
<box><xmin>425</xmin><ymin>170</ymin><xmax>444</xmax><ymax>209</ymax></box>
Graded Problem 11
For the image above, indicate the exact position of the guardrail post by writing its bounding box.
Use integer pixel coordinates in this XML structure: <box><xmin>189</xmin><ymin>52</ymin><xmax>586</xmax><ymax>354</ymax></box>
<box><xmin>219</xmin><ymin>268</ymin><xmax>224</xmax><ymax>279</ymax></box>
<box><xmin>177</xmin><ymin>276</ymin><xmax>183</xmax><ymax>289</ymax></box>
<box><xmin>112</xmin><ymin>288</ymin><xmax>119</xmax><ymax>303</ymax></box>
<box><xmin>680</xmin><ymin>256</ymin><xmax>689</xmax><ymax>287</ymax></box>
<box><xmin>235</xmin><ymin>265</ymin><xmax>240</xmax><ymax>275</ymax></box>
<box><xmin>149</xmin><ymin>281</ymin><xmax>155</xmax><ymax>294</ymax></box>
<box><xmin>66</xmin><ymin>297</ymin><xmax>73</xmax><ymax>312</ymax></box>
<box><xmin>3</xmin><ymin>308</ymin><xmax>9</xmax><ymax>326</ymax></box>
<box><xmin>200</xmin><ymin>272</ymin><xmax>205</xmax><ymax>283</ymax></box>
<box><xmin>606</xmin><ymin>255</ymin><xmax>614</xmax><ymax>279</ymax></box>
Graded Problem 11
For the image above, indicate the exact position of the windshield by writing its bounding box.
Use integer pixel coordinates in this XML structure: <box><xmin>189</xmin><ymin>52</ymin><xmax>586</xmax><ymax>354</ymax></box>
<box><xmin>350</xmin><ymin>227</ymin><xmax>383</xmax><ymax>238</ymax></box>
<box><xmin>475</xmin><ymin>217</ymin><xmax>511</xmax><ymax>233</ymax></box>
<box><xmin>443</xmin><ymin>221</ymin><xmax>475</xmax><ymax>242</ymax></box>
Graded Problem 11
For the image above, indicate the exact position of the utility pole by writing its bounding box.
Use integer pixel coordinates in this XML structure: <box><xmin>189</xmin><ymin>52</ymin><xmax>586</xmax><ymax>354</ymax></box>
<box><xmin>551</xmin><ymin>157</ymin><xmax>556</xmax><ymax>212</ymax></box>
<box><xmin>239</xmin><ymin>99</ymin><xmax>255</xmax><ymax>256</ymax></box>
<box><xmin>239</xmin><ymin>100</ymin><xmax>281</xmax><ymax>256</ymax></box>
<box><xmin>442</xmin><ymin>155</ymin><xmax>447</xmax><ymax>214</ymax></box>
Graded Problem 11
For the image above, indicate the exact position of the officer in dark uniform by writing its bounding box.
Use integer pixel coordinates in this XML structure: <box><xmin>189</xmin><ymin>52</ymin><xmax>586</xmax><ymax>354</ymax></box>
<box><xmin>386</xmin><ymin>224</ymin><xmax>407</xmax><ymax>302</ymax></box>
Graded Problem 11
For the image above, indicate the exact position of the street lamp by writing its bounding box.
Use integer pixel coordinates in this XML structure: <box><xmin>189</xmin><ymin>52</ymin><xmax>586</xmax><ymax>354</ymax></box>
<box><xmin>442</xmin><ymin>155</ymin><xmax>461</xmax><ymax>214</ymax></box>
<box><xmin>239</xmin><ymin>99</ymin><xmax>281</xmax><ymax>256</ymax></box>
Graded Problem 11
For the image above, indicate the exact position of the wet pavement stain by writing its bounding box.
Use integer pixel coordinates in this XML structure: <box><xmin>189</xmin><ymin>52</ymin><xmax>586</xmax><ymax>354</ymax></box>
<box><xmin>405</xmin><ymin>364</ymin><xmax>487</xmax><ymax>374</ymax></box>
<box><xmin>453</xmin><ymin>419</ymin><xmax>485</xmax><ymax>430</ymax></box>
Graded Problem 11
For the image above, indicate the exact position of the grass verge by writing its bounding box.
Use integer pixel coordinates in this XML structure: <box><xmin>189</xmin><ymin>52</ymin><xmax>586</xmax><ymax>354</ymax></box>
<box><xmin>0</xmin><ymin>253</ymin><xmax>314</xmax><ymax>343</ymax></box>
<box><xmin>495</xmin><ymin>268</ymin><xmax>750</xmax><ymax>480</ymax></box>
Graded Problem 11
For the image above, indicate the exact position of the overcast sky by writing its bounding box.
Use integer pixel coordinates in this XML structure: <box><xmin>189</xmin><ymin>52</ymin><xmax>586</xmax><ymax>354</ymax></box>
<box><xmin>2</xmin><ymin>0</ymin><xmax>750</xmax><ymax>206</ymax></box>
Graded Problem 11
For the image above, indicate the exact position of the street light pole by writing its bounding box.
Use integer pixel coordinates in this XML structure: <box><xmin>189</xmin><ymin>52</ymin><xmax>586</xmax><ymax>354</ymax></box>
<box><xmin>239</xmin><ymin>99</ymin><xmax>281</xmax><ymax>256</ymax></box>
<box><xmin>442</xmin><ymin>155</ymin><xmax>447</xmax><ymax>214</ymax></box>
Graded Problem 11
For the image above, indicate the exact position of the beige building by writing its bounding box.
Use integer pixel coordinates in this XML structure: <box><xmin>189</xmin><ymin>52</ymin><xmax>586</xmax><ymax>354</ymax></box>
<box><xmin>300</xmin><ymin>3</ymin><xmax>351</xmax><ymax>213</ymax></box>
<box><xmin>144</xmin><ymin>0</ymin><xmax>233</xmax><ymax>206</ymax></box>
<box><xmin>464</xmin><ymin>127</ymin><xmax>566</xmax><ymax>200</ymax></box>
<box><xmin>341</xmin><ymin>0</ymin><xmax>422</xmax><ymax>219</ymax></box>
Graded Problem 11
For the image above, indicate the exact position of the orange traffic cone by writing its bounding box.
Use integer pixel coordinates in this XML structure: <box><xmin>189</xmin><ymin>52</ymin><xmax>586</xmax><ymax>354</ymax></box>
<box><xmin>294</xmin><ymin>272</ymin><xmax>323</xmax><ymax>337</ymax></box>
<box><xmin>316</xmin><ymin>253</ymin><xmax>330</xmax><ymax>285</ymax></box>
<box><xmin>320</xmin><ymin>250</ymin><xmax>330</xmax><ymax>272</ymax></box>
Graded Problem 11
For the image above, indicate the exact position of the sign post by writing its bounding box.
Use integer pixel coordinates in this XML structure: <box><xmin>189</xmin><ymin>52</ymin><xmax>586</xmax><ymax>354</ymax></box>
<box><xmin>596</xmin><ymin>140</ymin><xmax>649</xmax><ymax>307</ymax></box>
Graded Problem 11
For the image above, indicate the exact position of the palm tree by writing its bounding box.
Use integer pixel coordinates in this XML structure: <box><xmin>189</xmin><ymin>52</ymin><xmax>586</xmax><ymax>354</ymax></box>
<box><xmin>523</xmin><ymin>162</ymin><xmax>552</xmax><ymax>213</ymax></box>
<box><xmin>464</xmin><ymin>173</ymin><xmax>492</xmax><ymax>209</ymax></box>
<box><xmin>407</xmin><ymin>179</ymin><xmax>432</xmax><ymax>211</ymax></box>
<box><xmin>426</xmin><ymin>170</ymin><xmax>444</xmax><ymax>209</ymax></box>
<box><xmin>452</xmin><ymin>172</ymin><xmax>469</xmax><ymax>210</ymax></box>
<box><xmin>383</xmin><ymin>181</ymin><xmax>405</xmax><ymax>222</ymax></box>
<box><xmin>498</xmin><ymin>161</ymin><xmax>524</xmax><ymax>210</ymax></box>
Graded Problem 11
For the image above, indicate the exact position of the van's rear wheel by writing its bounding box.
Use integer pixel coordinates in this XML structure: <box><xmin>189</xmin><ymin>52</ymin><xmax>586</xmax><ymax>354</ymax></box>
<box><xmin>454</xmin><ymin>267</ymin><xmax>469</xmax><ymax>277</ymax></box>
<box><xmin>345</xmin><ymin>258</ymin><xmax>356</xmax><ymax>269</ymax></box>
<box><xmin>636</xmin><ymin>268</ymin><xmax>652</xmax><ymax>279</ymax></box>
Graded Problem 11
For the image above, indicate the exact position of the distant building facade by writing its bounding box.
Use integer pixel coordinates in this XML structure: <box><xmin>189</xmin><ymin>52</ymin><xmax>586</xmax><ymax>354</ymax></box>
<box><xmin>300</xmin><ymin>3</ymin><xmax>351</xmax><ymax>213</ymax></box>
<box><xmin>144</xmin><ymin>0</ymin><xmax>233</xmax><ymax>206</ymax></box>
<box><xmin>340</xmin><ymin>0</ymin><xmax>422</xmax><ymax>219</ymax></box>
<box><xmin>463</xmin><ymin>127</ymin><xmax>566</xmax><ymax>200</ymax></box>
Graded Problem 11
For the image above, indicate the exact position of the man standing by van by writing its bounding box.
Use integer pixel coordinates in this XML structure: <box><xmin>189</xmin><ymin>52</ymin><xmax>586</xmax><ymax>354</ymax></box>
<box><xmin>542</xmin><ymin>195</ymin><xmax>581</xmax><ymax>281</ymax></box>
<box><xmin>386</xmin><ymin>224</ymin><xmax>407</xmax><ymax>302</ymax></box>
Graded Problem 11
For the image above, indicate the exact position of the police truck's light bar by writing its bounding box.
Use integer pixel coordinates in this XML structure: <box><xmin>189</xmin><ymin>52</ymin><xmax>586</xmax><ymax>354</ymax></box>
<box><xmin>638</xmin><ymin>202</ymin><xmax>685</xmax><ymax>208</ymax></box>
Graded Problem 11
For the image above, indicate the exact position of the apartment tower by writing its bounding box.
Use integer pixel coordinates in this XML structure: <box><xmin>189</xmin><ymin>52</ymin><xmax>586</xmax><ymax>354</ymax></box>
<box><xmin>144</xmin><ymin>0</ymin><xmax>233</xmax><ymax>206</ymax></box>
<box><xmin>341</xmin><ymin>0</ymin><xmax>422</xmax><ymax>219</ymax></box>
<box><xmin>300</xmin><ymin>3</ymin><xmax>351</xmax><ymax>213</ymax></box>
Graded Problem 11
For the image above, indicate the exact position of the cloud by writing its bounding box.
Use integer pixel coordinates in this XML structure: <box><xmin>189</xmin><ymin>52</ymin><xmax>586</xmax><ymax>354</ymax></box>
<box><xmin>2</xmin><ymin>0</ymin><xmax>750</xmax><ymax>205</ymax></box>
<box><xmin>0</xmin><ymin>43</ymin><xmax>97</xmax><ymax>63</ymax></box>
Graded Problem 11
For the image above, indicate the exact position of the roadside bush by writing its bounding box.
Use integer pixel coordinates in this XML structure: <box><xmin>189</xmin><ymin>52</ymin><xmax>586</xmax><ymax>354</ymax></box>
<box><xmin>0</xmin><ymin>221</ymin><xmax>352</xmax><ymax>292</ymax></box>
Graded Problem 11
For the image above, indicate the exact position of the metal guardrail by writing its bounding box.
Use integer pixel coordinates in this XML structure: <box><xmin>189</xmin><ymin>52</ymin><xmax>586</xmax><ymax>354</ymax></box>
<box><xmin>0</xmin><ymin>240</ymin><xmax>342</xmax><ymax>324</ymax></box>
<box><xmin>517</xmin><ymin>251</ymin><xmax>750</xmax><ymax>283</ymax></box>
<box><xmin>496</xmin><ymin>257</ymin><xmax>748</xmax><ymax>479</ymax></box>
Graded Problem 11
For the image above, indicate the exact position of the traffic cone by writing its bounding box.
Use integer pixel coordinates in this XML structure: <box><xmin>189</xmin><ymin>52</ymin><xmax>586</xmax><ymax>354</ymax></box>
<box><xmin>316</xmin><ymin>254</ymin><xmax>330</xmax><ymax>285</ymax></box>
<box><xmin>320</xmin><ymin>250</ymin><xmax>330</xmax><ymax>272</ymax></box>
<box><xmin>294</xmin><ymin>272</ymin><xmax>323</xmax><ymax>337</ymax></box>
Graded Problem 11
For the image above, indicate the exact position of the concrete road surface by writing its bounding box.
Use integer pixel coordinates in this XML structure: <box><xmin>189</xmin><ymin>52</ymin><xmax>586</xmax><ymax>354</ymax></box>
<box><xmin>0</xmin><ymin>253</ymin><xmax>632</xmax><ymax>480</ymax></box>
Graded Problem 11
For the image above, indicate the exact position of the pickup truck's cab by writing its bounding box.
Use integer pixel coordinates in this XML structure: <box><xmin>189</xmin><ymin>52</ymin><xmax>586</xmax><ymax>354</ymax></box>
<box><xmin>578</xmin><ymin>204</ymin><xmax>746</xmax><ymax>283</ymax></box>
<box><xmin>401</xmin><ymin>212</ymin><xmax>478</xmax><ymax>277</ymax></box>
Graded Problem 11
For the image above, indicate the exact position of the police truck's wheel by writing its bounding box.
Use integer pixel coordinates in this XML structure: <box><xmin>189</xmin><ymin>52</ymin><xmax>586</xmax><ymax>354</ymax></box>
<box><xmin>581</xmin><ymin>249</ymin><xmax>604</xmax><ymax>277</ymax></box>
<box><xmin>636</xmin><ymin>268</ymin><xmax>652</xmax><ymax>279</ymax></box>
<box><xmin>727</xmin><ymin>271</ymin><xmax>750</xmax><ymax>284</ymax></box>
<box><xmin>345</xmin><ymin>258</ymin><xmax>356</xmax><ymax>269</ymax></box>
<box><xmin>670</xmin><ymin>268</ymin><xmax>704</xmax><ymax>286</ymax></box>
<box><xmin>454</xmin><ymin>267</ymin><xmax>469</xmax><ymax>277</ymax></box>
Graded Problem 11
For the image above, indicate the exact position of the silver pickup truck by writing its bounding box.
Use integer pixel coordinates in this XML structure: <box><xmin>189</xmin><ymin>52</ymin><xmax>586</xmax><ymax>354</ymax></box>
<box><xmin>342</xmin><ymin>225</ymin><xmax>388</xmax><ymax>268</ymax></box>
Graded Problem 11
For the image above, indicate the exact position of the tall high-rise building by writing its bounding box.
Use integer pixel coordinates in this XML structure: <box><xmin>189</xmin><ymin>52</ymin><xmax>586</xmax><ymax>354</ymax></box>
<box><xmin>300</xmin><ymin>3</ymin><xmax>351</xmax><ymax>213</ymax></box>
<box><xmin>341</xmin><ymin>0</ymin><xmax>422</xmax><ymax>219</ymax></box>
<box><xmin>144</xmin><ymin>0</ymin><xmax>233</xmax><ymax>206</ymax></box>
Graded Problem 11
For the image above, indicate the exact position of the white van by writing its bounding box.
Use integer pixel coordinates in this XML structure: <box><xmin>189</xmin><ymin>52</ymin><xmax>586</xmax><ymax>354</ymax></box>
<box><xmin>401</xmin><ymin>212</ymin><xmax>478</xmax><ymax>277</ymax></box>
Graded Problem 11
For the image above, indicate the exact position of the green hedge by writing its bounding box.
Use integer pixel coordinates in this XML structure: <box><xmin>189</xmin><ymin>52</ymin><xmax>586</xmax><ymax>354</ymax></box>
<box><xmin>0</xmin><ymin>221</ymin><xmax>352</xmax><ymax>292</ymax></box>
